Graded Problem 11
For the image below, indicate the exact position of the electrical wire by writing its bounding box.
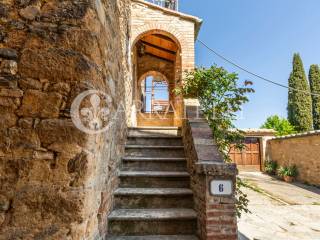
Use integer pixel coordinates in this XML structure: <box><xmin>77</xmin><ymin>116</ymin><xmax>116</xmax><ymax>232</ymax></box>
<box><xmin>197</xmin><ymin>39</ymin><xmax>320</xmax><ymax>97</ymax></box>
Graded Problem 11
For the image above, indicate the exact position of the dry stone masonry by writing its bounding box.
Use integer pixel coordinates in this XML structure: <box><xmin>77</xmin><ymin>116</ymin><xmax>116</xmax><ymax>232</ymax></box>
<box><xmin>0</xmin><ymin>0</ymin><xmax>131</xmax><ymax>239</ymax></box>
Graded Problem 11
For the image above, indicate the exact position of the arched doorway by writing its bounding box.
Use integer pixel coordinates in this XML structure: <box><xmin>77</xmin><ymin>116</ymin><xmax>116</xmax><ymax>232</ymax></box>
<box><xmin>132</xmin><ymin>30</ymin><xmax>183</xmax><ymax>127</ymax></box>
<box><xmin>139</xmin><ymin>71</ymin><xmax>170</xmax><ymax>113</ymax></box>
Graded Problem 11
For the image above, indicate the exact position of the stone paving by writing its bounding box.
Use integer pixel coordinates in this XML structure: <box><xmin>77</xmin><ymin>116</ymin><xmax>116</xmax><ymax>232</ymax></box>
<box><xmin>238</xmin><ymin>172</ymin><xmax>320</xmax><ymax>240</ymax></box>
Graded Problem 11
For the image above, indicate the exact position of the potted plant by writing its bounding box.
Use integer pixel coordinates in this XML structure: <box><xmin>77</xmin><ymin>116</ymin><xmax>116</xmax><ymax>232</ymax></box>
<box><xmin>277</xmin><ymin>165</ymin><xmax>298</xmax><ymax>183</ymax></box>
<box><xmin>264</xmin><ymin>160</ymin><xmax>278</xmax><ymax>175</ymax></box>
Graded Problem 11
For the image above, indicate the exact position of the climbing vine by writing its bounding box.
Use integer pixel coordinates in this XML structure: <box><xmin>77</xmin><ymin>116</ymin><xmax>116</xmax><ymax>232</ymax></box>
<box><xmin>176</xmin><ymin>65</ymin><xmax>254</xmax><ymax>217</ymax></box>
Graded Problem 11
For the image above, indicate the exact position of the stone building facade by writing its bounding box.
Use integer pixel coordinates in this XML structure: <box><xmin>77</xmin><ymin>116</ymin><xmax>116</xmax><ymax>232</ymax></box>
<box><xmin>0</xmin><ymin>1</ymin><xmax>238</xmax><ymax>239</ymax></box>
<box><xmin>0</xmin><ymin>1</ymin><xmax>131</xmax><ymax>239</ymax></box>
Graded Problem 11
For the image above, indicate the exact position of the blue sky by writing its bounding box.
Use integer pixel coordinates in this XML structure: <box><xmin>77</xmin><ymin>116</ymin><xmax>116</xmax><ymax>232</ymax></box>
<box><xmin>180</xmin><ymin>0</ymin><xmax>320</xmax><ymax>128</ymax></box>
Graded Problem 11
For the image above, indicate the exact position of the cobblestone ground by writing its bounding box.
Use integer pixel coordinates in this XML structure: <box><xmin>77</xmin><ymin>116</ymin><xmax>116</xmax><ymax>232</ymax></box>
<box><xmin>238</xmin><ymin>172</ymin><xmax>320</xmax><ymax>240</ymax></box>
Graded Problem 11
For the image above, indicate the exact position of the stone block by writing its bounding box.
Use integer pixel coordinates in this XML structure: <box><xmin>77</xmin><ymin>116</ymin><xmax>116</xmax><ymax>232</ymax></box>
<box><xmin>18</xmin><ymin>89</ymin><xmax>62</xmax><ymax>118</ymax></box>
<box><xmin>0</xmin><ymin>97</ymin><xmax>20</xmax><ymax>109</ymax></box>
<box><xmin>19</xmin><ymin>6</ymin><xmax>40</xmax><ymax>21</ymax></box>
<box><xmin>0</xmin><ymin>107</ymin><xmax>17</xmax><ymax>129</ymax></box>
<box><xmin>0</xmin><ymin>60</ymin><xmax>18</xmax><ymax>75</ymax></box>
<box><xmin>19</xmin><ymin>78</ymin><xmax>42</xmax><ymax>90</ymax></box>
<box><xmin>8</xmin><ymin>128</ymin><xmax>40</xmax><ymax>149</ymax></box>
<box><xmin>36</xmin><ymin>119</ymin><xmax>88</xmax><ymax>147</ymax></box>
<box><xmin>18</xmin><ymin>118</ymin><xmax>33</xmax><ymax>129</ymax></box>
<box><xmin>0</xmin><ymin>194</ymin><xmax>10</xmax><ymax>212</ymax></box>
<box><xmin>0</xmin><ymin>88</ymin><xmax>23</xmax><ymax>98</ymax></box>
<box><xmin>0</xmin><ymin>48</ymin><xmax>18</xmax><ymax>60</ymax></box>
<box><xmin>19</xmin><ymin>47</ymin><xmax>103</xmax><ymax>86</ymax></box>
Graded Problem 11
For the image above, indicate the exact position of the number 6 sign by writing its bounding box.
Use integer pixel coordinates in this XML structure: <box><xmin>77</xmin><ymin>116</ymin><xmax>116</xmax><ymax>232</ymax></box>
<box><xmin>210</xmin><ymin>180</ymin><xmax>233</xmax><ymax>196</ymax></box>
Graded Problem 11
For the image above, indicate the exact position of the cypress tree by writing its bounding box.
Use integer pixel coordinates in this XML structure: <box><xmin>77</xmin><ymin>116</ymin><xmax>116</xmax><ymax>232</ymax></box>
<box><xmin>309</xmin><ymin>65</ymin><xmax>320</xmax><ymax>130</ymax></box>
<box><xmin>287</xmin><ymin>54</ymin><xmax>313</xmax><ymax>132</ymax></box>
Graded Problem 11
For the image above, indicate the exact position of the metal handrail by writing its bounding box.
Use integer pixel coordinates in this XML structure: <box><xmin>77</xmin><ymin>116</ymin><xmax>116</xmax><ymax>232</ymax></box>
<box><xmin>146</xmin><ymin>0</ymin><xmax>178</xmax><ymax>11</ymax></box>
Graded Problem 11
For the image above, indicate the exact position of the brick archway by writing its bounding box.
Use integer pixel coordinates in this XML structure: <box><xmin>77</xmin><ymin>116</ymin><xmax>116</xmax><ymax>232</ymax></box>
<box><xmin>131</xmin><ymin>23</ymin><xmax>185</xmax><ymax>52</ymax></box>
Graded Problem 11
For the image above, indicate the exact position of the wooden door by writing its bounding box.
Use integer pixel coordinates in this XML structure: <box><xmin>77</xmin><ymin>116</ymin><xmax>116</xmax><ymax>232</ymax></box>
<box><xmin>229</xmin><ymin>137</ymin><xmax>261</xmax><ymax>171</ymax></box>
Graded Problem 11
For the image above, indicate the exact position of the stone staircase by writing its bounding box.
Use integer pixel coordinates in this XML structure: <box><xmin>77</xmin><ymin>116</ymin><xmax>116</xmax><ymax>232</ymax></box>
<box><xmin>108</xmin><ymin>127</ymin><xmax>198</xmax><ymax>240</ymax></box>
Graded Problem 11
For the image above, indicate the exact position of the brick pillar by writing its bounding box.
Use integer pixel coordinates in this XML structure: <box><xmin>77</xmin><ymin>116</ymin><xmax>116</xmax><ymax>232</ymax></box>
<box><xmin>182</xmin><ymin>99</ymin><xmax>238</xmax><ymax>240</ymax></box>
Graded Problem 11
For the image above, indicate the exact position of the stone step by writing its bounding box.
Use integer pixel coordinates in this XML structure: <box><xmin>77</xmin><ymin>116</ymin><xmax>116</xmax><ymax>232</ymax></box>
<box><xmin>108</xmin><ymin>209</ymin><xmax>197</xmax><ymax>235</ymax></box>
<box><xmin>108</xmin><ymin>235</ymin><xmax>199</xmax><ymax>240</ymax></box>
<box><xmin>122</xmin><ymin>157</ymin><xmax>187</xmax><ymax>171</ymax></box>
<box><xmin>125</xmin><ymin>146</ymin><xmax>185</xmax><ymax>158</ymax></box>
<box><xmin>119</xmin><ymin>171</ymin><xmax>190</xmax><ymax>188</ymax></box>
<box><xmin>127</xmin><ymin>136</ymin><xmax>183</xmax><ymax>146</ymax></box>
<box><xmin>114</xmin><ymin>188</ymin><xmax>193</xmax><ymax>209</ymax></box>
<box><xmin>129</xmin><ymin>127</ymin><xmax>181</xmax><ymax>137</ymax></box>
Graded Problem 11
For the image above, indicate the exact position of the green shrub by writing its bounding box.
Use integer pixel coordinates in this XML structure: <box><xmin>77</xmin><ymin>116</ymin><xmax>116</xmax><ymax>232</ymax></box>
<box><xmin>264</xmin><ymin>160</ymin><xmax>278</xmax><ymax>175</ymax></box>
<box><xmin>261</xmin><ymin>115</ymin><xmax>296</xmax><ymax>136</ymax></box>
<box><xmin>277</xmin><ymin>165</ymin><xmax>298</xmax><ymax>177</ymax></box>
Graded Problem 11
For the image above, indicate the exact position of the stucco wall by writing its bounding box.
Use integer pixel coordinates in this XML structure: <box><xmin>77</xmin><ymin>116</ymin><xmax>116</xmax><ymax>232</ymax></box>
<box><xmin>0</xmin><ymin>0</ymin><xmax>131</xmax><ymax>239</ymax></box>
<box><xmin>266</xmin><ymin>132</ymin><xmax>320</xmax><ymax>186</ymax></box>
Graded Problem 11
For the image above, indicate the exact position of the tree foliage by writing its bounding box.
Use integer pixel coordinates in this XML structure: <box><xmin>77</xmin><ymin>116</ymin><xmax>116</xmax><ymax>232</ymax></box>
<box><xmin>287</xmin><ymin>54</ymin><xmax>313</xmax><ymax>132</ymax></box>
<box><xmin>261</xmin><ymin>115</ymin><xmax>296</xmax><ymax>136</ymax></box>
<box><xmin>176</xmin><ymin>65</ymin><xmax>254</xmax><ymax>218</ymax></box>
<box><xmin>309</xmin><ymin>65</ymin><xmax>320</xmax><ymax>130</ymax></box>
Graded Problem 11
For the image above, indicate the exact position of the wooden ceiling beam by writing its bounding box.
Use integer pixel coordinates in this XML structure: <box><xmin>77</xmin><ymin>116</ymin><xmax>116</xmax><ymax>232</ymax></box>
<box><xmin>141</xmin><ymin>35</ymin><xmax>179</xmax><ymax>52</ymax></box>
<box><xmin>144</xmin><ymin>45</ymin><xmax>176</xmax><ymax>62</ymax></box>
<box><xmin>141</xmin><ymin>40</ymin><xmax>177</xmax><ymax>55</ymax></box>
<box><xmin>144</xmin><ymin>52</ymin><xmax>174</xmax><ymax>63</ymax></box>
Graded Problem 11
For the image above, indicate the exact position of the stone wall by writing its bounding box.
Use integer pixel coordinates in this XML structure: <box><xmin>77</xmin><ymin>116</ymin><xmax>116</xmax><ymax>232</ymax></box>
<box><xmin>182</xmin><ymin>99</ymin><xmax>238</xmax><ymax>240</ymax></box>
<box><xmin>266</xmin><ymin>131</ymin><xmax>320</xmax><ymax>186</ymax></box>
<box><xmin>0</xmin><ymin>0</ymin><xmax>131</xmax><ymax>239</ymax></box>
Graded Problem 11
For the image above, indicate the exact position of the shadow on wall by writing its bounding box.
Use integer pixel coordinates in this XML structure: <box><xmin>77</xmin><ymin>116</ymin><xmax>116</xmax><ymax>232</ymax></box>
<box><xmin>238</xmin><ymin>232</ymin><xmax>250</xmax><ymax>240</ymax></box>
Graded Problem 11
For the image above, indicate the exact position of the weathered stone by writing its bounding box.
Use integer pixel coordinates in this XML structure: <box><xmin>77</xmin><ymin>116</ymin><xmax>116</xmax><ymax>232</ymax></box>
<box><xmin>8</xmin><ymin>128</ymin><xmax>40</xmax><ymax>149</ymax></box>
<box><xmin>0</xmin><ymin>0</ymin><xmax>131</xmax><ymax>239</ymax></box>
<box><xmin>0</xmin><ymin>107</ymin><xmax>17</xmax><ymax>129</ymax></box>
<box><xmin>0</xmin><ymin>97</ymin><xmax>19</xmax><ymax>109</ymax></box>
<box><xmin>19</xmin><ymin>47</ymin><xmax>103</xmax><ymax>86</ymax></box>
<box><xmin>47</xmin><ymin>142</ymin><xmax>82</xmax><ymax>159</ymax></box>
<box><xmin>49</xmin><ymin>82</ymin><xmax>71</xmax><ymax>95</ymax></box>
<box><xmin>18</xmin><ymin>89</ymin><xmax>62</xmax><ymax>118</ymax></box>
<box><xmin>15</xmin><ymin>0</ymin><xmax>32</xmax><ymax>8</ymax></box>
<box><xmin>0</xmin><ymin>60</ymin><xmax>18</xmax><ymax>75</ymax></box>
<box><xmin>0</xmin><ymin>48</ymin><xmax>18</xmax><ymax>60</ymax></box>
<box><xmin>33</xmin><ymin>150</ymin><xmax>54</xmax><ymax>160</ymax></box>
<box><xmin>41</xmin><ymin>1</ymin><xmax>90</xmax><ymax>22</ymax></box>
<box><xmin>0</xmin><ymin>76</ymin><xmax>18</xmax><ymax>88</ymax></box>
<box><xmin>19</xmin><ymin>6</ymin><xmax>40</xmax><ymax>21</ymax></box>
<box><xmin>19</xmin><ymin>78</ymin><xmax>42</xmax><ymax>90</ymax></box>
<box><xmin>0</xmin><ymin>88</ymin><xmax>23</xmax><ymax>98</ymax></box>
<box><xmin>0</xmin><ymin>3</ymin><xmax>8</xmax><ymax>18</ymax></box>
<box><xmin>36</xmin><ymin>119</ymin><xmax>88</xmax><ymax>147</ymax></box>
<box><xmin>0</xmin><ymin>213</ymin><xmax>5</xmax><ymax>225</ymax></box>
<box><xmin>0</xmin><ymin>194</ymin><xmax>10</xmax><ymax>212</ymax></box>
<box><xmin>18</xmin><ymin>117</ymin><xmax>33</xmax><ymax>128</ymax></box>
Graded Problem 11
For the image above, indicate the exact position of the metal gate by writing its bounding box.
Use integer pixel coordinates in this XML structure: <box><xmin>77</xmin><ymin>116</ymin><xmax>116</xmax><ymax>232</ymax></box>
<box><xmin>229</xmin><ymin>137</ymin><xmax>261</xmax><ymax>171</ymax></box>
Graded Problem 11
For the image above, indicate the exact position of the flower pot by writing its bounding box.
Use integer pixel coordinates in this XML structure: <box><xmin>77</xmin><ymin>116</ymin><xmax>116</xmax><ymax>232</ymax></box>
<box><xmin>284</xmin><ymin>176</ymin><xmax>294</xmax><ymax>183</ymax></box>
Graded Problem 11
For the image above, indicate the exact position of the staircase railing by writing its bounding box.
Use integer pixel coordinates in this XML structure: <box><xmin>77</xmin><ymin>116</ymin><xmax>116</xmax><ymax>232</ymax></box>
<box><xmin>146</xmin><ymin>0</ymin><xmax>178</xmax><ymax>11</ymax></box>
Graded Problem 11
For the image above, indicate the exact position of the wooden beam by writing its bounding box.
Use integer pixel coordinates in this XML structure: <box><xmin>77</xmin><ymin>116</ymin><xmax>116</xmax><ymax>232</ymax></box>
<box><xmin>152</xmin><ymin>34</ymin><xmax>176</xmax><ymax>43</ymax></box>
<box><xmin>144</xmin><ymin>45</ymin><xmax>176</xmax><ymax>62</ymax></box>
<box><xmin>141</xmin><ymin>35</ymin><xmax>178</xmax><ymax>52</ymax></box>
<box><xmin>145</xmin><ymin>52</ymin><xmax>174</xmax><ymax>63</ymax></box>
<box><xmin>141</xmin><ymin>40</ymin><xmax>177</xmax><ymax>55</ymax></box>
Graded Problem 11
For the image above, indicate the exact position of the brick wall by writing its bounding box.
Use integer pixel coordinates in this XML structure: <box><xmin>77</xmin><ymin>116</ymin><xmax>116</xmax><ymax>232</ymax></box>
<box><xmin>266</xmin><ymin>131</ymin><xmax>320</xmax><ymax>186</ymax></box>
<box><xmin>130</xmin><ymin>0</ymin><xmax>201</xmax><ymax>127</ymax></box>
<box><xmin>182</xmin><ymin>99</ymin><xmax>238</xmax><ymax>240</ymax></box>
<box><xmin>131</xmin><ymin>0</ymin><xmax>197</xmax><ymax>73</ymax></box>
<box><xmin>0</xmin><ymin>0</ymin><xmax>131</xmax><ymax>239</ymax></box>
